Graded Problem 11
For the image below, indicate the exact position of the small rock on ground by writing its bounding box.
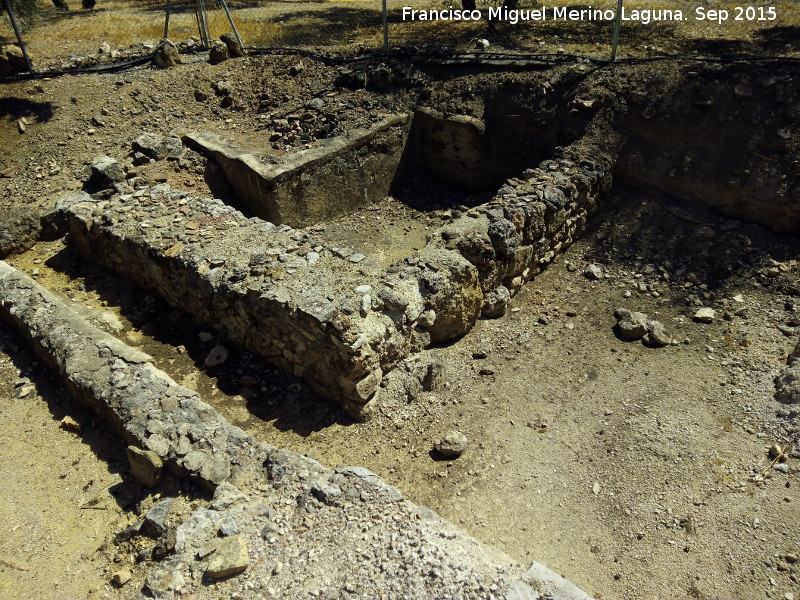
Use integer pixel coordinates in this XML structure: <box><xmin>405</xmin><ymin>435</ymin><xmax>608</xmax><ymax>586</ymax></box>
<box><xmin>111</xmin><ymin>568</ymin><xmax>132</xmax><ymax>586</ymax></box>
<box><xmin>614</xmin><ymin>308</ymin><xmax>648</xmax><ymax>341</ymax></box>
<box><xmin>90</xmin><ymin>155</ymin><xmax>125</xmax><ymax>187</ymax></box>
<box><xmin>584</xmin><ymin>264</ymin><xmax>603</xmax><ymax>280</ymax></box>
<box><xmin>152</xmin><ymin>38</ymin><xmax>180</xmax><ymax>69</ymax></box>
<box><xmin>434</xmin><ymin>430</ymin><xmax>468</xmax><ymax>457</ymax></box>
<box><xmin>694</xmin><ymin>307</ymin><xmax>716</xmax><ymax>323</ymax></box>
<box><xmin>142</xmin><ymin>498</ymin><xmax>174</xmax><ymax>538</ymax></box>
<box><xmin>483</xmin><ymin>285</ymin><xmax>511</xmax><ymax>318</ymax></box>
<box><xmin>204</xmin><ymin>344</ymin><xmax>229</xmax><ymax>368</ymax></box>
<box><xmin>126</xmin><ymin>445</ymin><xmax>163</xmax><ymax>488</ymax></box>
<box><xmin>209</xmin><ymin>41</ymin><xmax>230</xmax><ymax>65</ymax></box>
<box><xmin>643</xmin><ymin>320</ymin><xmax>671</xmax><ymax>346</ymax></box>
<box><xmin>206</xmin><ymin>534</ymin><xmax>249</xmax><ymax>579</ymax></box>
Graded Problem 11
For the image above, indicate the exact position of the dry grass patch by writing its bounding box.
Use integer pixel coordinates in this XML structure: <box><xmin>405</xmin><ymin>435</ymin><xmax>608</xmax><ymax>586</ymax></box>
<box><xmin>6</xmin><ymin>0</ymin><xmax>799</xmax><ymax>66</ymax></box>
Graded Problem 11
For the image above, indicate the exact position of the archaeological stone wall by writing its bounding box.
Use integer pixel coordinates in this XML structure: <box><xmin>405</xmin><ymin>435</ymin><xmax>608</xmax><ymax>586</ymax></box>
<box><xmin>58</xmin><ymin>123</ymin><xmax>618</xmax><ymax>419</ymax></box>
<box><xmin>0</xmin><ymin>260</ymin><xmax>595</xmax><ymax>600</ymax></box>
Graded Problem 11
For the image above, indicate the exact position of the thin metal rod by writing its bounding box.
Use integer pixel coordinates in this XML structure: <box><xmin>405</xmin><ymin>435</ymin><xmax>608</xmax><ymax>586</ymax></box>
<box><xmin>197</xmin><ymin>0</ymin><xmax>211</xmax><ymax>47</ymax></box>
<box><xmin>610</xmin><ymin>0</ymin><xmax>623</xmax><ymax>61</ymax></box>
<box><xmin>194</xmin><ymin>2</ymin><xmax>204</xmax><ymax>46</ymax></box>
<box><xmin>218</xmin><ymin>0</ymin><xmax>244</xmax><ymax>51</ymax></box>
<box><xmin>199</xmin><ymin>0</ymin><xmax>208</xmax><ymax>46</ymax></box>
<box><xmin>382</xmin><ymin>0</ymin><xmax>388</xmax><ymax>53</ymax></box>
<box><xmin>164</xmin><ymin>0</ymin><xmax>172</xmax><ymax>39</ymax></box>
<box><xmin>3</xmin><ymin>0</ymin><xmax>34</xmax><ymax>74</ymax></box>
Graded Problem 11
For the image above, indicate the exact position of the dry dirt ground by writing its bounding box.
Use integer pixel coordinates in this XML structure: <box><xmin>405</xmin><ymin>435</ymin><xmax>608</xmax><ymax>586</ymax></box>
<box><xmin>1</xmin><ymin>48</ymin><xmax>800</xmax><ymax>600</ymax></box>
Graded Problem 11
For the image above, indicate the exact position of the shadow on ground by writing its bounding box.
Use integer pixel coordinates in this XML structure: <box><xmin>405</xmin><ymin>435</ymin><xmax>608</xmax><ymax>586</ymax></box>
<box><xmin>0</xmin><ymin>97</ymin><xmax>54</xmax><ymax>122</ymax></box>
<box><xmin>43</xmin><ymin>245</ymin><xmax>353</xmax><ymax>437</ymax></box>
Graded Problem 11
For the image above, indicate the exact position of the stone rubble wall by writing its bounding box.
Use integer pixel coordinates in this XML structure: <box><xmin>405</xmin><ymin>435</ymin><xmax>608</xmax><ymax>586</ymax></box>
<box><xmin>0</xmin><ymin>259</ymin><xmax>257</xmax><ymax>487</ymax></box>
<box><xmin>412</xmin><ymin>134</ymin><xmax>619</xmax><ymax>344</ymax></box>
<box><xmin>0</xmin><ymin>260</ymin><xmax>595</xmax><ymax>600</ymax></box>
<box><xmin>57</xmin><ymin>129</ymin><xmax>618</xmax><ymax>419</ymax></box>
<box><xmin>57</xmin><ymin>187</ymin><xmax>409</xmax><ymax>418</ymax></box>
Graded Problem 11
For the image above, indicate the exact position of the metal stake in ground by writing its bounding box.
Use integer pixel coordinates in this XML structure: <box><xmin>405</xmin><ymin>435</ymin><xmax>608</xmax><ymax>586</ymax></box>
<box><xmin>610</xmin><ymin>0</ymin><xmax>624</xmax><ymax>61</ymax></box>
<box><xmin>382</xmin><ymin>0</ymin><xmax>388</xmax><ymax>53</ymax></box>
<box><xmin>195</xmin><ymin>0</ymin><xmax>211</xmax><ymax>48</ymax></box>
<box><xmin>164</xmin><ymin>0</ymin><xmax>172</xmax><ymax>39</ymax></box>
<box><xmin>200</xmin><ymin>0</ymin><xmax>212</xmax><ymax>47</ymax></box>
<box><xmin>3</xmin><ymin>0</ymin><xmax>34</xmax><ymax>75</ymax></box>
<box><xmin>218</xmin><ymin>0</ymin><xmax>244</xmax><ymax>53</ymax></box>
<box><xmin>194</xmin><ymin>1</ymin><xmax>203</xmax><ymax>46</ymax></box>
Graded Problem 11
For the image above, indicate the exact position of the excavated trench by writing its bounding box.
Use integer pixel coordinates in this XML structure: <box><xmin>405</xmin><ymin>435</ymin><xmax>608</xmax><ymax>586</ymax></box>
<box><xmin>2</xmin><ymin>61</ymin><xmax>799</xmax><ymax>599</ymax></box>
<box><xmin>54</xmin><ymin>64</ymin><xmax>800</xmax><ymax>421</ymax></box>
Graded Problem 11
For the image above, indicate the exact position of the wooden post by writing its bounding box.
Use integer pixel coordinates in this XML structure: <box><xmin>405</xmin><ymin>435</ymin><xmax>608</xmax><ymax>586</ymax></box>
<box><xmin>195</xmin><ymin>0</ymin><xmax>210</xmax><ymax>47</ymax></box>
<box><xmin>164</xmin><ymin>0</ymin><xmax>172</xmax><ymax>39</ymax></box>
<box><xmin>610</xmin><ymin>0</ymin><xmax>624</xmax><ymax>61</ymax></box>
<box><xmin>382</xmin><ymin>0</ymin><xmax>388</xmax><ymax>53</ymax></box>
<box><xmin>3</xmin><ymin>0</ymin><xmax>34</xmax><ymax>75</ymax></box>
<box><xmin>218</xmin><ymin>0</ymin><xmax>244</xmax><ymax>51</ymax></box>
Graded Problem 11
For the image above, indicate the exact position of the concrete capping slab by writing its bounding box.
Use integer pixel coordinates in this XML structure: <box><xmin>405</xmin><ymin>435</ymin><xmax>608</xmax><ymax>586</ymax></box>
<box><xmin>0</xmin><ymin>259</ymin><xmax>596</xmax><ymax>600</ymax></box>
<box><xmin>183</xmin><ymin>114</ymin><xmax>412</xmax><ymax>227</ymax></box>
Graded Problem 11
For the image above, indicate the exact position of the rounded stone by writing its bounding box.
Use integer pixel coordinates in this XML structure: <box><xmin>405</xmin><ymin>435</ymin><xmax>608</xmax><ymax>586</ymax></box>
<box><xmin>0</xmin><ymin>206</ymin><xmax>41</xmax><ymax>259</ymax></box>
<box><xmin>434</xmin><ymin>430</ymin><xmax>468</xmax><ymax>458</ymax></box>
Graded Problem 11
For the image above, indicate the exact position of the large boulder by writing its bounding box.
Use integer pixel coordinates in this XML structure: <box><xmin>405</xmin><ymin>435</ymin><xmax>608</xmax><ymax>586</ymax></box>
<box><xmin>0</xmin><ymin>206</ymin><xmax>40</xmax><ymax>258</ymax></box>
<box><xmin>152</xmin><ymin>38</ymin><xmax>180</xmax><ymax>69</ymax></box>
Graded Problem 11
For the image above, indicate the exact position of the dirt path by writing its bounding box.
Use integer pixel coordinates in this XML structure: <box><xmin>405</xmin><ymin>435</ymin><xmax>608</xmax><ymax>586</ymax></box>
<box><xmin>0</xmin><ymin>329</ymin><xmax>129</xmax><ymax>600</ymax></box>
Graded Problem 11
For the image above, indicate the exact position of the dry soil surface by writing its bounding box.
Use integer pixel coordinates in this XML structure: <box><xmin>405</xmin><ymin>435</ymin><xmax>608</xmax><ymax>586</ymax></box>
<box><xmin>1</xmin><ymin>52</ymin><xmax>800</xmax><ymax>600</ymax></box>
